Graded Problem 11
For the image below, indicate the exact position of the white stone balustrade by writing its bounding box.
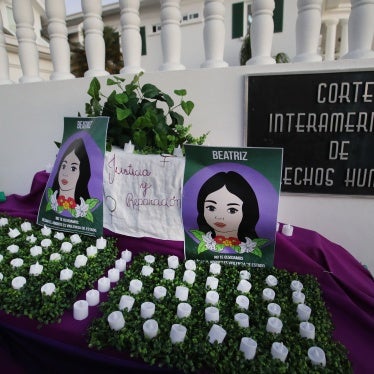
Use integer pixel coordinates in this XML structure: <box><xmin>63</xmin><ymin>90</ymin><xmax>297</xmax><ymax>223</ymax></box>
<box><xmin>324</xmin><ymin>18</ymin><xmax>339</xmax><ymax>61</ymax></box>
<box><xmin>0</xmin><ymin>13</ymin><xmax>13</xmax><ymax>85</ymax></box>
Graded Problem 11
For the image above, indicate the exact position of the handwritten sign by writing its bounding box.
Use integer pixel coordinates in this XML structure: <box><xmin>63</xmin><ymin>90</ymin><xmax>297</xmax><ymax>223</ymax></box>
<box><xmin>246</xmin><ymin>71</ymin><xmax>374</xmax><ymax>195</ymax></box>
<box><xmin>103</xmin><ymin>150</ymin><xmax>185</xmax><ymax>240</ymax></box>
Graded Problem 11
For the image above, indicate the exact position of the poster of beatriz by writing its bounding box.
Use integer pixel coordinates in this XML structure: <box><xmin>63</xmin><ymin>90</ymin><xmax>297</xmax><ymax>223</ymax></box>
<box><xmin>183</xmin><ymin>145</ymin><xmax>282</xmax><ymax>267</ymax></box>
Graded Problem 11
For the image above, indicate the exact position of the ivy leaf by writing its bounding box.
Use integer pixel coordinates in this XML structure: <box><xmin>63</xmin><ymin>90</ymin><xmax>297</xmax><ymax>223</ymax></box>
<box><xmin>142</xmin><ymin>83</ymin><xmax>161</xmax><ymax>99</ymax></box>
<box><xmin>87</xmin><ymin>77</ymin><xmax>101</xmax><ymax>100</ymax></box>
<box><xmin>116</xmin><ymin>107</ymin><xmax>132</xmax><ymax>121</ymax></box>
<box><xmin>181</xmin><ymin>100</ymin><xmax>194</xmax><ymax>115</ymax></box>
<box><xmin>115</xmin><ymin>93</ymin><xmax>129</xmax><ymax>105</ymax></box>
<box><xmin>174</xmin><ymin>89</ymin><xmax>187</xmax><ymax>97</ymax></box>
<box><xmin>133</xmin><ymin>129</ymin><xmax>147</xmax><ymax>148</ymax></box>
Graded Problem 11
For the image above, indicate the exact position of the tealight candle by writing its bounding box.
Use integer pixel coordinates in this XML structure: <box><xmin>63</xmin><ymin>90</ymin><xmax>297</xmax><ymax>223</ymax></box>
<box><xmin>236</xmin><ymin>295</ymin><xmax>250</xmax><ymax>310</ymax></box>
<box><xmin>265</xmin><ymin>275</ymin><xmax>278</xmax><ymax>287</ymax></box>
<box><xmin>183</xmin><ymin>270</ymin><xmax>196</xmax><ymax>285</ymax></box>
<box><xmin>153</xmin><ymin>286</ymin><xmax>167</xmax><ymax>300</ymax></box>
<box><xmin>98</xmin><ymin>276</ymin><xmax>111</xmax><ymax>292</ymax></box>
<box><xmin>108</xmin><ymin>267</ymin><xmax>120</xmax><ymax>282</ymax></box>
<box><xmin>239</xmin><ymin>270</ymin><xmax>251</xmax><ymax>280</ymax></box>
<box><xmin>282</xmin><ymin>224</ymin><xmax>293</xmax><ymax>236</ymax></box>
<box><xmin>54</xmin><ymin>232</ymin><xmax>65</xmax><ymax>240</ymax></box>
<box><xmin>208</xmin><ymin>324</ymin><xmax>226</xmax><ymax>344</ymax></box>
<box><xmin>271</xmin><ymin>342</ymin><xmax>288</xmax><ymax>362</ymax></box>
<box><xmin>70</xmin><ymin>234</ymin><xmax>82</xmax><ymax>244</ymax></box>
<box><xmin>40</xmin><ymin>239</ymin><xmax>52</xmax><ymax>248</ymax></box>
<box><xmin>185</xmin><ymin>259</ymin><xmax>196</xmax><ymax>271</ymax></box>
<box><xmin>177</xmin><ymin>302</ymin><xmax>192</xmax><ymax>319</ymax></box>
<box><xmin>168</xmin><ymin>255</ymin><xmax>179</xmax><ymax>269</ymax></box>
<box><xmin>12</xmin><ymin>276</ymin><xmax>26</xmax><ymax>289</ymax></box>
<box><xmin>205</xmin><ymin>306</ymin><xmax>219</xmax><ymax>322</ymax></box>
<box><xmin>205</xmin><ymin>290</ymin><xmax>219</xmax><ymax>305</ymax></box>
<box><xmin>119</xmin><ymin>295</ymin><xmax>135</xmax><ymax>311</ymax></box>
<box><xmin>29</xmin><ymin>262</ymin><xmax>43</xmax><ymax>276</ymax></box>
<box><xmin>297</xmin><ymin>303</ymin><xmax>312</xmax><ymax>321</ymax></box>
<box><xmin>41</xmin><ymin>282</ymin><xmax>56</xmax><ymax>296</ymax></box>
<box><xmin>308</xmin><ymin>346</ymin><xmax>326</xmax><ymax>367</ymax></box>
<box><xmin>143</xmin><ymin>319</ymin><xmax>158</xmax><ymax>339</ymax></box>
<box><xmin>267</xmin><ymin>303</ymin><xmax>281</xmax><ymax>317</ymax></box>
<box><xmin>108</xmin><ymin>311</ymin><xmax>125</xmax><ymax>331</ymax></box>
<box><xmin>266</xmin><ymin>317</ymin><xmax>283</xmax><ymax>334</ymax></box>
<box><xmin>8</xmin><ymin>228</ymin><xmax>20</xmax><ymax>238</ymax></box>
<box><xmin>292</xmin><ymin>291</ymin><xmax>305</xmax><ymax>304</ymax></box>
<box><xmin>163</xmin><ymin>268</ymin><xmax>175</xmax><ymax>281</ymax></box>
<box><xmin>141</xmin><ymin>265</ymin><xmax>153</xmax><ymax>277</ymax></box>
<box><xmin>26</xmin><ymin>234</ymin><xmax>37</xmax><ymax>243</ymax></box>
<box><xmin>262</xmin><ymin>288</ymin><xmax>276</xmax><ymax>301</ymax></box>
<box><xmin>234</xmin><ymin>313</ymin><xmax>249</xmax><ymax>328</ymax></box>
<box><xmin>173</xmin><ymin>145</ymin><xmax>183</xmax><ymax>157</ymax></box>
<box><xmin>115</xmin><ymin>258</ymin><xmax>127</xmax><ymax>272</ymax></box>
<box><xmin>129</xmin><ymin>279</ymin><xmax>143</xmax><ymax>294</ymax></box>
<box><xmin>240</xmin><ymin>337</ymin><xmax>257</xmax><ymax>360</ymax></box>
<box><xmin>41</xmin><ymin>225</ymin><xmax>52</xmax><ymax>236</ymax></box>
<box><xmin>30</xmin><ymin>245</ymin><xmax>42</xmax><ymax>256</ymax></box>
<box><xmin>290</xmin><ymin>280</ymin><xmax>303</xmax><ymax>292</ymax></box>
<box><xmin>60</xmin><ymin>242</ymin><xmax>73</xmax><ymax>253</ymax></box>
<box><xmin>141</xmin><ymin>301</ymin><xmax>156</xmax><ymax>319</ymax></box>
<box><xmin>73</xmin><ymin>300</ymin><xmax>89</xmax><ymax>321</ymax></box>
<box><xmin>86</xmin><ymin>245</ymin><xmax>98</xmax><ymax>257</ymax></box>
<box><xmin>0</xmin><ymin>217</ymin><xmax>8</xmax><ymax>226</ymax></box>
<box><xmin>74</xmin><ymin>254</ymin><xmax>88</xmax><ymax>268</ymax></box>
<box><xmin>209</xmin><ymin>263</ymin><xmax>221</xmax><ymax>275</ymax></box>
<box><xmin>205</xmin><ymin>276</ymin><xmax>219</xmax><ymax>290</ymax></box>
<box><xmin>124</xmin><ymin>140</ymin><xmax>135</xmax><ymax>153</ymax></box>
<box><xmin>50</xmin><ymin>253</ymin><xmax>61</xmax><ymax>261</ymax></box>
<box><xmin>10</xmin><ymin>258</ymin><xmax>23</xmax><ymax>268</ymax></box>
<box><xmin>175</xmin><ymin>286</ymin><xmax>189</xmax><ymax>301</ymax></box>
<box><xmin>299</xmin><ymin>321</ymin><xmax>315</xmax><ymax>339</ymax></box>
<box><xmin>96</xmin><ymin>237</ymin><xmax>107</xmax><ymax>249</ymax></box>
<box><xmin>7</xmin><ymin>244</ymin><xmax>19</xmax><ymax>254</ymax></box>
<box><xmin>237</xmin><ymin>279</ymin><xmax>252</xmax><ymax>293</ymax></box>
<box><xmin>170</xmin><ymin>323</ymin><xmax>187</xmax><ymax>344</ymax></box>
<box><xmin>60</xmin><ymin>268</ymin><xmax>73</xmax><ymax>281</ymax></box>
<box><xmin>21</xmin><ymin>221</ymin><xmax>32</xmax><ymax>232</ymax></box>
<box><xmin>121</xmin><ymin>249</ymin><xmax>132</xmax><ymax>262</ymax></box>
<box><xmin>144</xmin><ymin>254</ymin><xmax>155</xmax><ymax>264</ymax></box>
<box><xmin>86</xmin><ymin>289</ymin><xmax>100</xmax><ymax>306</ymax></box>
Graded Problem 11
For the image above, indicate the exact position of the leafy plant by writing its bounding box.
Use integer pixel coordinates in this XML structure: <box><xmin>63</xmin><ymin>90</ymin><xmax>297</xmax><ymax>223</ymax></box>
<box><xmin>85</xmin><ymin>72</ymin><xmax>208</xmax><ymax>154</ymax></box>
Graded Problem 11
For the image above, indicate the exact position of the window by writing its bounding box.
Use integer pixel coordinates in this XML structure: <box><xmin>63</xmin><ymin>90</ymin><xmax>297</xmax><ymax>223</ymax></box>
<box><xmin>232</xmin><ymin>2</ymin><xmax>244</xmax><ymax>39</ymax></box>
<box><xmin>140</xmin><ymin>26</ymin><xmax>146</xmax><ymax>56</ymax></box>
<box><xmin>181</xmin><ymin>11</ymin><xmax>200</xmax><ymax>25</ymax></box>
<box><xmin>273</xmin><ymin>0</ymin><xmax>284</xmax><ymax>33</ymax></box>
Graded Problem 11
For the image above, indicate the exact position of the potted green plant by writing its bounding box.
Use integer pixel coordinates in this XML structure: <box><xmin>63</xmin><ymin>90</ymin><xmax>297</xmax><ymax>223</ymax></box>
<box><xmin>84</xmin><ymin>72</ymin><xmax>208</xmax><ymax>154</ymax></box>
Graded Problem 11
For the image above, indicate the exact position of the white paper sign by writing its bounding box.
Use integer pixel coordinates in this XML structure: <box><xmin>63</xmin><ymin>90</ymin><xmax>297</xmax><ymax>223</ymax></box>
<box><xmin>103</xmin><ymin>149</ymin><xmax>185</xmax><ymax>240</ymax></box>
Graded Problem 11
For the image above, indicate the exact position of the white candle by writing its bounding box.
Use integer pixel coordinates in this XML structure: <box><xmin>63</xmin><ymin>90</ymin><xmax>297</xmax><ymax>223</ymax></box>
<box><xmin>96</xmin><ymin>237</ymin><xmax>107</xmax><ymax>249</ymax></box>
<box><xmin>282</xmin><ymin>224</ymin><xmax>293</xmax><ymax>236</ymax></box>
<box><xmin>98</xmin><ymin>276</ymin><xmax>111</xmax><ymax>292</ymax></box>
<box><xmin>205</xmin><ymin>276</ymin><xmax>219</xmax><ymax>290</ymax></box>
<box><xmin>21</xmin><ymin>222</ymin><xmax>32</xmax><ymax>232</ymax></box>
<box><xmin>240</xmin><ymin>337</ymin><xmax>257</xmax><ymax>360</ymax></box>
<box><xmin>299</xmin><ymin>321</ymin><xmax>315</xmax><ymax>339</ymax></box>
<box><xmin>141</xmin><ymin>265</ymin><xmax>153</xmax><ymax>277</ymax></box>
<box><xmin>239</xmin><ymin>270</ymin><xmax>251</xmax><ymax>280</ymax></box>
<box><xmin>297</xmin><ymin>303</ymin><xmax>312</xmax><ymax>321</ymax></box>
<box><xmin>41</xmin><ymin>282</ymin><xmax>56</xmax><ymax>296</ymax></box>
<box><xmin>10</xmin><ymin>258</ymin><xmax>23</xmax><ymax>268</ymax></box>
<box><xmin>0</xmin><ymin>217</ymin><xmax>8</xmax><ymax>226</ymax></box>
<box><xmin>153</xmin><ymin>286</ymin><xmax>167</xmax><ymax>300</ymax></box>
<box><xmin>308</xmin><ymin>346</ymin><xmax>326</xmax><ymax>367</ymax></box>
<box><xmin>173</xmin><ymin>145</ymin><xmax>183</xmax><ymax>157</ymax></box>
<box><xmin>237</xmin><ymin>279</ymin><xmax>252</xmax><ymax>293</ymax></box>
<box><xmin>60</xmin><ymin>242</ymin><xmax>73</xmax><ymax>253</ymax></box>
<box><xmin>26</xmin><ymin>234</ymin><xmax>37</xmax><ymax>243</ymax></box>
<box><xmin>29</xmin><ymin>262</ymin><xmax>43</xmax><ymax>276</ymax></box>
<box><xmin>54</xmin><ymin>232</ymin><xmax>65</xmax><ymax>240</ymax></box>
<box><xmin>185</xmin><ymin>259</ymin><xmax>196</xmax><ymax>271</ymax></box>
<box><xmin>175</xmin><ymin>286</ymin><xmax>189</xmax><ymax>301</ymax></box>
<box><xmin>205</xmin><ymin>306</ymin><xmax>219</xmax><ymax>322</ymax></box>
<box><xmin>234</xmin><ymin>313</ymin><xmax>249</xmax><ymax>328</ymax></box>
<box><xmin>108</xmin><ymin>267</ymin><xmax>120</xmax><ymax>282</ymax></box>
<box><xmin>108</xmin><ymin>311</ymin><xmax>125</xmax><ymax>331</ymax></box>
<box><xmin>141</xmin><ymin>301</ymin><xmax>156</xmax><ymax>319</ymax></box>
<box><xmin>290</xmin><ymin>280</ymin><xmax>303</xmax><ymax>292</ymax></box>
<box><xmin>205</xmin><ymin>290</ymin><xmax>219</xmax><ymax>305</ymax></box>
<box><xmin>170</xmin><ymin>323</ymin><xmax>187</xmax><ymax>344</ymax></box>
<box><xmin>124</xmin><ymin>140</ymin><xmax>135</xmax><ymax>153</ymax></box>
<box><xmin>8</xmin><ymin>228</ymin><xmax>20</xmax><ymax>238</ymax></box>
<box><xmin>41</xmin><ymin>238</ymin><xmax>52</xmax><ymax>248</ymax></box>
<box><xmin>119</xmin><ymin>295</ymin><xmax>135</xmax><ymax>311</ymax></box>
<box><xmin>265</xmin><ymin>275</ymin><xmax>278</xmax><ymax>287</ymax></box>
<box><xmin>143</xmin><ymin>319</ymin><xmax>158</xmax><ymax>339</ymax></box>
<box><xmin>271</xmin><ymin>342</ymin><xmax>289</xmax><ymax>362</ymax></box>
<box><xmin>86</xmin><ymin>289</ymin><xmax>100</xmax><ymax>306</ymax></box>
<box><xmin>115</xmin><ymin>258</ymin><xmax>127</xmax><ymax>272</ymax></box>
<box><xmin>292</xmin><ymin>291</ymin><xmax>305</xmax><ymax>304</ymax></box>
<box><xmin>236</xmin><ymin>295</ymin><xmax>250</xmax><ymax>310</ymax></box>
<box><xmin>183</xmin><ymin>270</ymin><xmax>196</xmax><ymax>285</ymax></box>
<box><xmin>262</xmin><ymin>288</ymin><xmax>276</xmax><ymax>301</ymax></box>
<box><xmin>208</xmin><ymin>324</ymin><xmax>226</xmax><ymax>344</ymax></box>
<box><xmin>266</xmin><ymin>317</ymin><xmax>283</xmax><ymax>334</ymax></box>
<box><xmin>163</xmin><ymin>268</ymin><xmax>175</xmax><ymax>281</ymax></box>
<box><xmin>30</xmin><ymin>245</ymin><xmax>42</xmax><ymax>257</ymax></box>
<box><xmin>209</xmin><ymin>263</ymin><xmax>221</xmax><ymax>275</ymax></box>
<box><xmin>267</xmin><ymin>303</ymin><xmax>281</xmax><ymax>317</ymax></box>
<box><xmin>60</xmin><ymin>268</ymin><xmax>73</xmax><ymax>281</ymax></box>
<box><xmin>121</xmin><ymin>249</ymin><xmax>132</xmax><ymax>262</ymax></box>
<box><xmin>168</xmin><ymin>255</ymin><xmax>179</xmax><ymax>269</ymax></box>
<box><xmin>74</xmin><ymin>254</ymin><xmax>88</xmax><ymax>268</ymax></box>
<box><xmin>144</xmin><ymin>254</ymin><xmax>155</xmax><ymax>264</ymax></box>
<box><xmin>50</xmin><ymin>253</ymin><xmax>61</xmax><ymax>261</ymax></box>
<box><xmin>41</xmin><ymin>225</ymin><xmax>52</xmax><ymax>236</ymax></box>
<box><xmin>12</xmin><ymin>276</ymin><xmax>26</xmax><ymax>289</ymax></box>
<box><xmin>7</xmin><ymin>244</ymin><xmax>19</xmax><ymax>254</ymax></box>
<box><xmin>86</xmin><ymin>245</ymin><xmax>98</xmax><ymax>257</ymax></box>
<box><xmin>70</xmin><ymin>234</ymin><xmax>82</xmax><ymax>244</ymax></box>
<box><xmin>73</xmin><ymin>300</ymin><xmax>89</xmax><ymax>320</ymax></box>
<box><xmin>177</xmin><ymin>303</ymin><xmax>192</xmax><ymax>319</ymax></box>
<box><xmin>129</xmin><ymin>279</ymin><xmax>143</xmax><ymax>294</ymax></box>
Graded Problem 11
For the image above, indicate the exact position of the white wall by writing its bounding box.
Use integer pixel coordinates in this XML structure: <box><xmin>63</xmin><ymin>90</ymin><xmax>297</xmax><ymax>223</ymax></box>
<box><xmin>0</xmin><ymin>60</ymin><xmax>373</xmax><ymax>273</ymax></box>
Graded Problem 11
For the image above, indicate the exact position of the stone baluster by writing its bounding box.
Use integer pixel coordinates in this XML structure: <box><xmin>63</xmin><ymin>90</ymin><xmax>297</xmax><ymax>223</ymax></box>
<box><xmin>159</xmin><ymin>0</ymin><xmax>185</xmax><ymax>71</ymax></box>
<box><xmin>338</xmin><ymin>18</ymin><xmax>349</xmax><ymax>58</ymax></box>
<box><xmin>342</xmin><ymin>0</ymin><xmax>374</xmax><ymax>59</ymax></box>
<box><xmin>45</xmin><ymin>0</ymin><xmax>74</xmax><ymax>80</ymax></box>
<box><xmin>82</xmin><ymin>0</ymin><xmax>109</xmax><ymax>77</ymax></box>
<box><xmin>12</xmin><ymin>0</ymin><xmax>42</xmax><ymax>83</ymax></box>
<box><xmin>119</xmin><ymin>0</ymin><xmax>143</xmax><ymax>74</ymax></box>
<box><xmin>292</xmin><ymin>0</ymin><xmax>323</xmax><ymax>62</ymax></box>
<box><xmin>0</xmin><ymin>12</ymin><xmax>13</xmax><ymax>84</ymax></box>
<box><xmin>247</xmin><ymin>0</ymin><xmax>275</xmax><ymax>65</ymax></box>
<box><xmin>324</xmin><ymin>18</ymin><xmax>338</xmax><ymax>61</ymax></box>
<box><xmin>201</xmin><ymin>0</ymin><xmax>228</xmax><ymax>68</ymax></box>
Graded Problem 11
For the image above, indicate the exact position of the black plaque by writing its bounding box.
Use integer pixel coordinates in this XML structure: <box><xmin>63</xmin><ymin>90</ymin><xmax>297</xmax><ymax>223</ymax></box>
<box><xmin>247</xmin><ymin>71</ymin><xmax>374</xmax><ymax>195</ymax></box>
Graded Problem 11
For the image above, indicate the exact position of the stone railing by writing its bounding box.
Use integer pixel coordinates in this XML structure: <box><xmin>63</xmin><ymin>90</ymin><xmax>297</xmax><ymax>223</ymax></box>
<box><xmin>0</xmin><ymin>0</ymin><xmax>373</xmax><ymax>85</ymax></box>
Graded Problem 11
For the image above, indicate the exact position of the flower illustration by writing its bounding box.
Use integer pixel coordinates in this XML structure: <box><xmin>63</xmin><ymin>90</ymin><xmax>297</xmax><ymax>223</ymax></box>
<box><xmin>202</xmin><ymin>231</ymin><xmax>217</xmax><ymax>251</ymax></box>
<box><xmin>215</xmin><ymin>236</ymin><xmax>241</xmax><ymax>247</ymax></box>
<box><xmin>75</xmin><ymin>197</ymin><xmax>89</xmax><ymax>218</ymax></box>
<box><xmin>239</xmin><ymin>237</ymin><xmax>257</xmax><ymax>253</ymax></box>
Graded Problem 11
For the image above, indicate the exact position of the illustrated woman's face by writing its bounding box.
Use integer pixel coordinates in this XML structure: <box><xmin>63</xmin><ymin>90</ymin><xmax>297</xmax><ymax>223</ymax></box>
<box><xmin>204</xmin><ymin>186</ymin><xmax>243</xmax><ymax>237</ymax></box>
<box><xmin>58</xmin><ymin>150</ymin><xmax>80</xmax><ymax>195</ymax></box>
